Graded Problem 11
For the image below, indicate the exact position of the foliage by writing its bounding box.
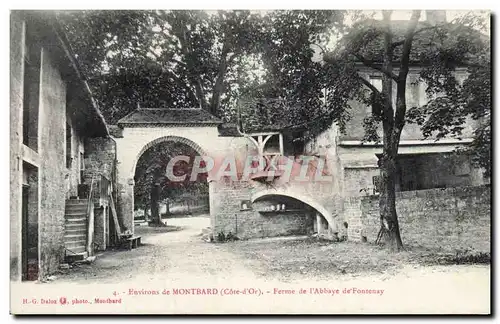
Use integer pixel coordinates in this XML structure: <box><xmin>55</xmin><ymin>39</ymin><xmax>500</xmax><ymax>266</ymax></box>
<box><xmin>236</xmin><ymin>11</ymin><xmax>490</xmax><ymax>166</ymax></box>
<box><xmin>406</xmin><ymin>48</ymin><xmax>491</xmax><ymax>176</ymax></box>
<box><xmin>133</xmin><ymin>141</ymin><xmax>208</xmax><ymax>211</ymax></box>
<box><xmin>59</xmin><ymin>10</ymin><xmax>343</xmax><ymax>124</ymax></box>
<box><xmin>216</xmin><ymin>231</ymin><xmax>239</xmax><ymax>243</ymax></box>
<box><xmin>60</xmin><ymin>10</ymin><xmax>263</xmax><ymax>122</ymax></box>
<box><xmin>237</xmin><ymin>11</ymin><xmax>345</xmax><ymax>134</ymax></box>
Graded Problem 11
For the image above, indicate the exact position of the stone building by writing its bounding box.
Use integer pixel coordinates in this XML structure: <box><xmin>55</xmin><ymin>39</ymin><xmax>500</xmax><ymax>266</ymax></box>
<box><xmin>10</xmin><ymin>11</ymin><xmax>111</xmax><ymax>281</ymax></box>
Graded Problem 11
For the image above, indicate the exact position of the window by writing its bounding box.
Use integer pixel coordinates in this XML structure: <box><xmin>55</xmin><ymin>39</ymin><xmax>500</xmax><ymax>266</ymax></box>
<box><xmin>418</xmin><ymin>81</ymin><xmax>427</xmax><ymax>106</ymax></box>
<box><xmin>22</xmin><ymin>22</ymin><xmax>41</xmax><ymax>150</ymax></box>
<box><xmin>79</xmin><ymin>152</ymin><xmax>85</xmax><ymax>183</ymax></box>
<box><xmin>454</xmin><ymin>159</ymin><xmax>471</xmax><ymax>176</ymax></box>
<box><xmin>368</xmin><ymin>76</ymin><xmax>383</xmax><ymax>114</ymax></box>
<box><xmin>80</xmin><ymin>152</ymin><xmax>85</xmax><ymax>170</ymax></box>
<box><xmin>370</xmin><ymin>76</ymin><xmax>383</xmax><ymax>92</ymax></box>
<box><xmin>66</xmin><ymin>123</ymin><xmax>72</xmax><ymax>168</ymax></box>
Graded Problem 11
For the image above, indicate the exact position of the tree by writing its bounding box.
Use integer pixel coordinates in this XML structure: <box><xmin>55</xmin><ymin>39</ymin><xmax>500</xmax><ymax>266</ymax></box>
<box><xmin>59</xmin><ymin>10</ymin><xmax>343</xmax><ymax>123</ymax></box>
<box><xmin>59</xmin><ymin>10</ymin><xmax>269</xmax><ymax>122</ymax></box>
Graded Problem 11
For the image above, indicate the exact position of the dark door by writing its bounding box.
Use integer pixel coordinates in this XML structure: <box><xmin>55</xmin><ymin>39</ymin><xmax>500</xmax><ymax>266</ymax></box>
<box><xmin>22</xmin><ymin>183</ymin><xmax>38</xmax><ymax>281</ymax></box>
<box><xmin>21</xmin><ymin>185</ymin><xmax>28</xmax><ymax>281</ymax></box>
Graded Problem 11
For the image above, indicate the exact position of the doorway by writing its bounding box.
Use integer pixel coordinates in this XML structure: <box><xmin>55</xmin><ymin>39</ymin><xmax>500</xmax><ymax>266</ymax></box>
<box><xmin>21</xmin><ymin>163</ymin><xmax>38</xmax><ymax>281</ymax></box>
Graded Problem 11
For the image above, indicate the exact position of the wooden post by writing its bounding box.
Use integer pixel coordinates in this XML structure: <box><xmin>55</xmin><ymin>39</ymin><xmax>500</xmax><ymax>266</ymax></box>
<box><xmin>316</xmin><ymin>213</ymin><xmax>322</xmax><ymax>235</ymax></box>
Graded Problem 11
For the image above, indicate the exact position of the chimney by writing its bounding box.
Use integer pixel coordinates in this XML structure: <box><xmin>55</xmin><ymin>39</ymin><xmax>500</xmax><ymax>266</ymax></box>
<box><xmin>426</xmin><ymin>10</ymin><xmax>447</xmax><ymax>25</ymax></box>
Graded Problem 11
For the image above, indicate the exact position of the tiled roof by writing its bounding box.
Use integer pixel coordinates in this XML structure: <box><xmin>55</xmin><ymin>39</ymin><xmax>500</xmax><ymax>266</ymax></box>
<box><xmin>108</xmin><ymin>125</ymin><xmax>123</xmax><ymax>138</ymax></box>
<box><xmin>117</xmin><ymin>108</ymin><xmax>222</xmax><ymax>126</ymax></box>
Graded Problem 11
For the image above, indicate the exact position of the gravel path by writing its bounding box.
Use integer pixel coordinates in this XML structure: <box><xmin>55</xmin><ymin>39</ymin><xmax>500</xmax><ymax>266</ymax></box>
<box><xmin>56</xmin><ymin>216</ymin><xmax>261</xmax><ymax>284</ymax></box>
<box><xmin>14</xmin><ymin>216</ymin><xmax>488</xmax><ymax>314</ymax></box>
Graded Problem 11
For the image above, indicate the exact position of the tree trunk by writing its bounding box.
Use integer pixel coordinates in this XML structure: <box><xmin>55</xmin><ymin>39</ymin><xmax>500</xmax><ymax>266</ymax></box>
<box><xmin>209</xmin><ymin>44</ymin><xmax>230</xmax><ymax>116</ymax></box>
<box><xmin>145</xmin><ymin>206</ymin><xmax>150</xmax><ymax>222</ymax></box>
<box><xmin>150</xmin><ymin>183</ymin><xmax>161</xmax><ymax>226</ymax></box>
<box><xmin>375</xmin><ymin>10</ymin><xmax>404</xmax><ymax>251</ymax></box>
<box><xmin>378</xmin><ymin>154</ymin><xmax>404</xmax><ymax>251</ymax></box>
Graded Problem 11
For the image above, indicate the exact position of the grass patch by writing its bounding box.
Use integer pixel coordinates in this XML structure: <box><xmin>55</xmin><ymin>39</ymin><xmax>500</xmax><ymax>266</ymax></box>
<box><xmin>413</xmin><ymin>250</ymin><xmax>491</xmax><ymax>266</ymax></box>
<box><xmin>224</xmin><ymin>237</ymin><xmax>490</xmax><ymax>280</ymax></box>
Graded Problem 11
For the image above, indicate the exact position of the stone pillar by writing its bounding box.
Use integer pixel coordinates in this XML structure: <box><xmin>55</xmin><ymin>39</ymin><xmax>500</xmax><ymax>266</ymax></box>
<box><xmin>316</xmin><ymin>213</ymin><xmax>323</xmax><ymax>235</ymax></box>
<box><xmin>117</xmin><ymin>177</ymin><xmax>135</xmax><ymax>234</ymax></box>
<box><xmin>208</xmin><ymin>180</ymin><xmax>216</xmax><ymax>233</ymax></box>
<box><xmin>93</xmin><ymin>206</ymin><xmax>107</xmax><ymax>251</ymax></box>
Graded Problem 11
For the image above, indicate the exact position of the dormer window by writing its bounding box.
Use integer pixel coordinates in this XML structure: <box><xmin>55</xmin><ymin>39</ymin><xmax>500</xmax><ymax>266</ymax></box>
<box><xmin>66</xmin><ymin>123</ymin><xmax>72</xmax><ymax>169</ymax></box>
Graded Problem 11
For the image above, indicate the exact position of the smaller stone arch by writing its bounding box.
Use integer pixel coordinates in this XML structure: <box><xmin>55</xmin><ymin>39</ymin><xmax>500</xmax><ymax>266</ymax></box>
<box><xmin>130</xmin><ymin>135</ymin><xmax>208</xmax><ymax>179</ymax></box>
<box><xmin>251</xmin><ymin>189</ymin><xmax>337</xmax><ymax>232</ymax></box>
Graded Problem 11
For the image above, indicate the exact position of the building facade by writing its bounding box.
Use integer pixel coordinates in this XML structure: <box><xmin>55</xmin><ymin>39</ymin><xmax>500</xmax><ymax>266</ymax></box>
<box><xmin>302</xmin><ymin>66</ymin><xmax>489</xmax><ymax>240</ymax></box>
<box><xmin>10</xmin><ymin>11</ymin><xmax>109</xmax><ymax>281</ymax></box>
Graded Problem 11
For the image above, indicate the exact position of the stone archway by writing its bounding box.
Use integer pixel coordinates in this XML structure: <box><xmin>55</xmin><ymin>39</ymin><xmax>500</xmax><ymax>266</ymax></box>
<box><xmin>251</xmin><ymin>189</ymin><xmax>338</xmax><ymax>233</ymax></box>
<box><xmin>131</xmin><ymin>135</ymin><xmax>208</xmax><ymax>179</ymax></box>
<box><xmin>115</xmin><ymin>134</ymin><xmax>213</xmax><ymax>233</ymax></box>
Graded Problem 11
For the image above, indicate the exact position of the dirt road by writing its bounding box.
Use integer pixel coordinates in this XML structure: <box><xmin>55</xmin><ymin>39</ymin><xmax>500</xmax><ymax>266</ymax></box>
<box><xmin>56</xmin><ymin>216</ymin><xmax>261</xmax><ymax>284</ymax></box>
<box><xmin>11</xmin><ymin>216</ymin><xmax>490</xmax><ymax>314</ymax></box>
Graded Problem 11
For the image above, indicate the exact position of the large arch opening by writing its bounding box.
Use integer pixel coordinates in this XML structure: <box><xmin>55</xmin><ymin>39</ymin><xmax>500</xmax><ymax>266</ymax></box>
<box><xmin>132</xmin><ymin>136</ymin><xmax>211</xmax><ymax>231</ymax></box>
<box><xmin>251</xmin><ymin>192</ymin><xmax>338</xmax><ymax>239</ymax></box>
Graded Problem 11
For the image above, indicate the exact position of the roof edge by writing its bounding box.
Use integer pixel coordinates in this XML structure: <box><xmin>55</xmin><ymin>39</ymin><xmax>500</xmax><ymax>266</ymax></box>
<box><xmin>116</xmin><ymin>107</ymin><xmax>223</xmax><ymax>126</ymax></box>
<box><xmin>118</xmin><ymin>121</ymin><xmax>223</xmax><ymax>127</ymax></box>
<box><xmin>50</xmin><ymin>13</ymin><xmax>109</xmax><ymax>137</ymax></box>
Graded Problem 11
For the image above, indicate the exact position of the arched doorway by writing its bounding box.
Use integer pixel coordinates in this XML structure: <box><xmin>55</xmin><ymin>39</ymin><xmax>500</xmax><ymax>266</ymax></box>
<box><xmin>115</xmin><ymin>134</ymin><xmax>214</xmax><ymax>234</ymax></box>
<box><xmin>133</xmin><ymin>138</ymin><xmax>210</xmax><ymax>228</ymax></box>
<box><xmin>251</xmin><ymin>191</ymin><xmax>338</xmax><ymax>239</ymax></box>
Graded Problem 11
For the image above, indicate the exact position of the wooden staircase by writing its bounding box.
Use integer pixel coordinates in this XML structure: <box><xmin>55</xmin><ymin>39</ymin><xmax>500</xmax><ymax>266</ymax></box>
<box><xmin>64</xmin><ymin>199</ymin><xmax>89</xmax><ymax>262</ymax></box>
<box><xmin>63</xmin><ymin>171</ymin><xmax>142</xmax><ymax>263</ymax></box>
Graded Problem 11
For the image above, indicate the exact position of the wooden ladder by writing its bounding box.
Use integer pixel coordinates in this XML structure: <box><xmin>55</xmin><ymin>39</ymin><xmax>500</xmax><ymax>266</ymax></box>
<box><xmin>109</xmin><ymin>194</ymin><xmax>141</xmax><ymax>250</ymax></box>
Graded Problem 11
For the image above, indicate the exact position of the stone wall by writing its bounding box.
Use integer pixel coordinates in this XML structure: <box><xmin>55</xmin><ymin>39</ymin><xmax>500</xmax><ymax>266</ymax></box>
<box><xmin>343</xmin><ymin>166</ymin><xmax>379</xmax><ymax>197</ymax></box>
<box><xmin>38</xmin><ymin>48</ymin><xmax>71</xmax><ymax>277</ymax></box>
<box><xmin>83</xmin><ymin>137</ymin><xmax>116</xmax><ymax>184</ymax></box>
<box><xmin>83</xmin><ymin>137</ymin><xmax>116</xmax><ymax>249</ymax></box>
<box><xmin>10</xmin><ymin>12</ymin><xmax>24</xmax><ymax>280</ymax></box>
<box><xmin>344</xmin><ymin>185</ymin><xmax>491</xmax><ymax>252</ymax></box>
